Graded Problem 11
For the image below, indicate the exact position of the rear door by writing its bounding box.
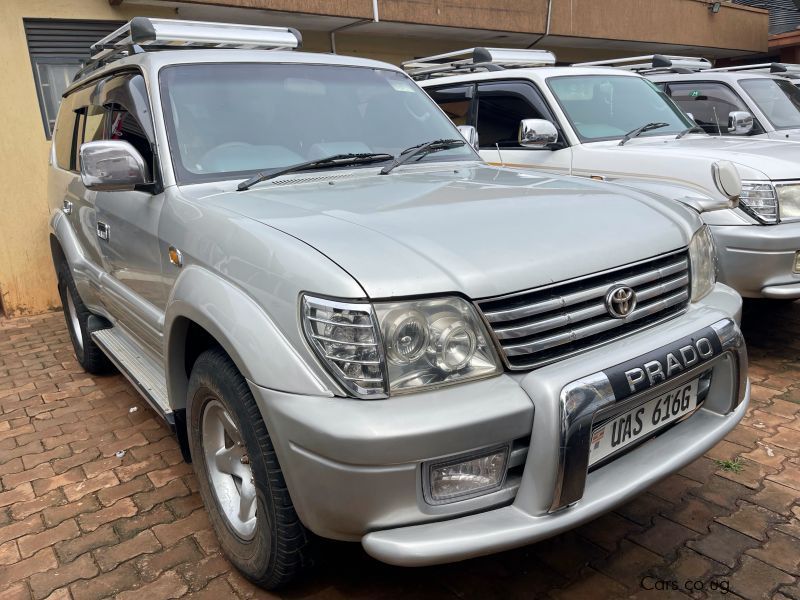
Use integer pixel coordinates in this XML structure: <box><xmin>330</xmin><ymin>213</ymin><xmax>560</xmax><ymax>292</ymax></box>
<box><xmin>51</xmin><ymin>90</ymin><xmax>107</xmax><ymax>309</ymax></box>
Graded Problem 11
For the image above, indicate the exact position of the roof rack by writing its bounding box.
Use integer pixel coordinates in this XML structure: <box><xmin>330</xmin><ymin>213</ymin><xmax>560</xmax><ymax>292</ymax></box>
<box><xmin>402</xmin><ymin>47</ymin><xmax>556</xmax><ymax>80</ymax></box>
<box><xmin>574</xmin><ymin>54</ymin><xmax>712</xmax><ymax>74</ymax></box>
<box><xmin>74</xmin><ymin>17</ymin><xmax>302</xmax><ymax>82</ymax></box>
<box><xmin>704</xmin><ymin>62</ymin><xmax>800</xmax><ymax>79</ymax></box>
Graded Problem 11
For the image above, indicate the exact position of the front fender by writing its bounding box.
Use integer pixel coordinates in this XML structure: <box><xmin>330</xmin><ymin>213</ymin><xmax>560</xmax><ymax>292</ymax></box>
<box><xmin>609</xmin><ymin>178</ymin><xmax>735</xmax><ymax>214</ymax></box>
<box><xmin>164</xmin><ymin>265</ymin><xmax>331</xmax><ymax>409</ymax></box>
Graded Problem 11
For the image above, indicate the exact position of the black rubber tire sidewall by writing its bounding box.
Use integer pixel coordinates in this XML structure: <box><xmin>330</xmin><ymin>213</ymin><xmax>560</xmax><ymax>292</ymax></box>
<box><xmin>57</xmin><ymin>265</ymin><xmax>114</xmax><ymax>375</ymax></box>
<box><xmin>187</xmin><ymin>349</ymin><xmax>307</xmax><ymax>589</ymax></box>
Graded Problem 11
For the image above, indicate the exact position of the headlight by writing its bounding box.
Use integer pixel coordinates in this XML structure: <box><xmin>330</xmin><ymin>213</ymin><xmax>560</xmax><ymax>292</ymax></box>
<box><xmin>688</xmin><ymin>225</ymin><xmax>717</xmax><ymax>302</ymax></box>
<box><xmin>302</xmin><ymin>295</ymin><xmax>501</xmax><ymax>398</ymax></box>
<box><xmin>776</xmin><ymin>183</ymin><xmax>800</xmax><ymax>222</ymax></box>
<box><xmin>740</xmin><ymin>181</ymin><xmax>778</xmax><ymax>223</ymax></box>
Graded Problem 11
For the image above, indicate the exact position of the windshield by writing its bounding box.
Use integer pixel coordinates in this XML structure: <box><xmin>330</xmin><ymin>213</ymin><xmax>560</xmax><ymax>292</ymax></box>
<box><xmin>159</xmin><ymin>63</ymin><xmax>475</xmax><ymax>184</ymax></box>
<box><xmin>739</xmin><ymin>78</ymin><xmax>800</xmax><ymax>130</ymax></box>
<box><xmin>547</xmin><ymin>75</ymin><xmax>692</xmax><ymax>142</ymax></box>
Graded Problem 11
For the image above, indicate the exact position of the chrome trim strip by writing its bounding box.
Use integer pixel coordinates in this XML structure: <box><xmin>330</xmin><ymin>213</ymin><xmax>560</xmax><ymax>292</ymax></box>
<box><xmin>493</xmin><ymin>273</ymin><xmax>689</xmax><ymax>341</ymax></box>
<box><xmin>481</xmin><ymin>254</ymin><xmax>687</xmax><ymax>323</ymax></box>
<box><xmin>549</xmin><ymin>317</ymin><xmax>745</xmax><ymax>512</ymax></box>
<box><xmin>504</xmin><ymin>289</ymin><xmax>689</xmax><ymax>356</ymax></box>
<box><xmin>505</xmin><ymin>310</ymin><xmax>688</xmax><ymax>371</ymax></box>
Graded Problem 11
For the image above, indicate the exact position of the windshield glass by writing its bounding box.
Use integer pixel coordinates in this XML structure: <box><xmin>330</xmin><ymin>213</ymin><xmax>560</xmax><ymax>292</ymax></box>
<box><xmin>547</xmin><ymin>75</ymin><xmax>691</xmax><ymax>142</ymax></box>
<box><xmin>159</xmin><ymin>63</ymin><xmax>475</xmax><ymax>184</ymax></box>
<box><xmin>739</xmin><ymin>78</ymin><xmax>800</xmax><ymax>130</ymax></box>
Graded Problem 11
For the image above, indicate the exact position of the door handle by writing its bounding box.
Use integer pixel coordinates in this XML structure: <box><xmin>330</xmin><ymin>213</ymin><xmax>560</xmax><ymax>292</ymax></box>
<box><xmin>96</xmin><ymin>221</ymin><xmax>110</xmax><ymax>241</ymax></box>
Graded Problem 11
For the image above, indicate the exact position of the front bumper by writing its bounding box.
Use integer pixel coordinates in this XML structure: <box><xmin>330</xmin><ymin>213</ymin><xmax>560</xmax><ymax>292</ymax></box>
<box><xmin>250</xmin><ymin>286</ymin><xmax>747</xmax><ymax>564</ymax></box>
<box><xmin>711</xmin><ymin>221</ymin><xmax>800</xmax><ymax>298</ymax></box>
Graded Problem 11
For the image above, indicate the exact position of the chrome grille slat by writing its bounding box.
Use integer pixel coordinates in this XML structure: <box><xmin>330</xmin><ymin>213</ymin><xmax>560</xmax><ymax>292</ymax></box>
<box><xmin>477</xmin><ymin>250</ymin><xmax>691</xmax><ymax>369</ymax></box>
<box><xmin>483</xmin><ymin>257</ymin><xmax>688</xmax><ymax>323</ymax></box>
<box><xmin>503</xmin><ymin>290</ymin><xmax>689</xmax><ymax>356</ymax></box>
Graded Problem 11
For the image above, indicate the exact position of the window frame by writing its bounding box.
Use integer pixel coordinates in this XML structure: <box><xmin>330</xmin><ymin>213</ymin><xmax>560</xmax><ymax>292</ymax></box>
<box><xmin>55</xmin><ymin>67</ymin><xmax>160</xmax><ymax>190</ymax></box>
<box><xmin>663</xmin><ymin>80</ymin><xmax>765</xmax><ymax>136</ymax></box>
<box><xmin>474</xmin><ymin>78</ymin><xmax>566</xmax><ymax>150</ymax></box>
<box><xmin>424</xmin><ymin>83</ymin><xmax>477</xmax><ymax>128</ymax></box>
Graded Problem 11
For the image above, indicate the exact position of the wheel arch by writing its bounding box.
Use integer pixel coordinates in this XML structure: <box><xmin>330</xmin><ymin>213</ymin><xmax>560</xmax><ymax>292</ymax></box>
<box><xmin>164</xmin><ymin>266</ymin><xmax>331</xmax><ymax>415</ymax></box>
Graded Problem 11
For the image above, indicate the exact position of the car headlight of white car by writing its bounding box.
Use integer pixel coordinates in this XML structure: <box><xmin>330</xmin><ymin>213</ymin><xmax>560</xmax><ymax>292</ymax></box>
<box><xmin>688</xmin><ymin>225</ymin><xmax>717</xmax><ymax>302</ymax></box>
<box><xmin>740</xmin><ymin>181</ymin><xmax>800</xmax><ymax>223</ymax></box>
<box><xmin>302</xmin><ymin>295</ymin><xmax>502</xmax><ymax>398</ymax></box>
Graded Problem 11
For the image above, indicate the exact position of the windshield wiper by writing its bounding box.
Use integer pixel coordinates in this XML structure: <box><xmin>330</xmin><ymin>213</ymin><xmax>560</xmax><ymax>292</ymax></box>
<box><xmin>237</xmin><ymin>152</ymin><xmax>393</xmax><ymax>191</ymax></box>
<box><xmin>675</xmin><ymin>125</ymin><xmax>705</xmax><ymax>140</ymax></box>
<box><xmin>618</xmin><ymin>122</ymin><xmax>669</xmax><ymax>146</ymax></box>
<box><xmin>380</xmin><ymin>138</ymin><xmax>465</xmax><ymax>175</ymax></box>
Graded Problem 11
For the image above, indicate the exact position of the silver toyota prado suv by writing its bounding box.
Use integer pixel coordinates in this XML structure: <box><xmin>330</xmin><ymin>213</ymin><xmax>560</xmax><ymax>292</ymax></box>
<box><xmin>49</xmin><ymin>18</ymin><xmax>749</xmax><ymax>588</ymax></box>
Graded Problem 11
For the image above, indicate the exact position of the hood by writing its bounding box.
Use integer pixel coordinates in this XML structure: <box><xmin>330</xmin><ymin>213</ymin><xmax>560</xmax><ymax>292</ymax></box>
<box><xmin>603</xmin><ymin>135</ymin><xmax>800</xmax><ymax>180</ymax></box>
<box><xmin>189</xmin><ymin>164</ymin><xmax>698</xmax><ymax>300</ymax></box>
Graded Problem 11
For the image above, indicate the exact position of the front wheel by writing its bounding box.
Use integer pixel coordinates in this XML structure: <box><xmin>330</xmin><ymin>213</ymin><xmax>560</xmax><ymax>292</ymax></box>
<box><xmin>187</xmin><ymin>349</ymin><xmax>309</xmax><ymax>589</ymax></box>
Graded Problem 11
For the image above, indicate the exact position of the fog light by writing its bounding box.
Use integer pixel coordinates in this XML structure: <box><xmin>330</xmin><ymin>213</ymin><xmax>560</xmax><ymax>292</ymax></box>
<box><xmin>794</xmin><ymin>251</ymin><xmax>800</xmax><ymax>274</ymax></box>
<box><xmin>425</xmin><ymin>446</ymin><xmax>509</xmax><ymax>504</ymax></box>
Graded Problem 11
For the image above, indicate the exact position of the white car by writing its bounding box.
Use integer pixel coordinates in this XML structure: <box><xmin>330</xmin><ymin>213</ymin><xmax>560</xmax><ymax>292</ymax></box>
<box><xmin>604</xmin><ymin>56</ymin><xmax>800</xmax><ymax>142</ymax></box>
<box><xmin>412</xmin><ymin>48</ymin><xmax>800</xmax><ymax>300</ymax></box>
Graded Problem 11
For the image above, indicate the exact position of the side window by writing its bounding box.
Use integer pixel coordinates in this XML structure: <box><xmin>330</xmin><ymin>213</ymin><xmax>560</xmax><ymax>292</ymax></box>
<box><xmin>476</xmin><ymin>81</ymin><xmax>554</xmax><ymax>149</ymax></box>
<box><xmin>73</xmin><ymin>105</ymin><xmax>108</xmax><ymax>172</ymax></box>
<box><xmin>53</xmin><ymin>94</ymin><xmax>78</xmax><ymax>170</ymax></box>
<box><xmin>665</xmin><ymin>82</ymin><xmax>751</xmax><ymax>135</ymax></box>
<box><xmin>426</xmin><ymin>85</ymin><xmax>474</xmax><ymax>126</ymax></box>
<box><xmin>107</xmin><ymin>106</ymin><xmax>154</xmax><ymax>171</ymax></box>
<box><xmin>101</xmin><ymin>73</ymin><xmax>156</xmax><ymax>177</ymax></box>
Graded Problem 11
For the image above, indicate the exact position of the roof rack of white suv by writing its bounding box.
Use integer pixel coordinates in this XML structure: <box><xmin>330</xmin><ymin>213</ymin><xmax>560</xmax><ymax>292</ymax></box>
<box><xmin>402</xmin><ymin>47</ymin><xmax>557</xmax><ymax>80</ymax></box>
<box><xmin>574</xmin><ymin>54</ymin><xmax>712</xmax><ymax>74</ymax></box>
<box><xmin>74</xmin><ymin>17</ymin><xmax>302</xmax><ymax>82</ymax></box>
<box><xmin>704</xmin><ymin>62</ymin><xmax>800</xmax><ymax>79</ymax></box>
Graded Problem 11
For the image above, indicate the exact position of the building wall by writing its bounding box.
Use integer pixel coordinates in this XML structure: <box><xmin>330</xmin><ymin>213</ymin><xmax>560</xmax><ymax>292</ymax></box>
<box><xmin>0</xmin><ymin>1</ymin><xmax>174</xmax><ymax>316</ymax></box>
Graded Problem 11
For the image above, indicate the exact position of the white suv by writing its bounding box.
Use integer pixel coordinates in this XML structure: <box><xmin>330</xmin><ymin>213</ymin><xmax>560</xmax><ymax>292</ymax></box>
<box><xmin>413</xmin><ymin>49</ymin><xmax>800</xmax><ymax>300</ymax></box>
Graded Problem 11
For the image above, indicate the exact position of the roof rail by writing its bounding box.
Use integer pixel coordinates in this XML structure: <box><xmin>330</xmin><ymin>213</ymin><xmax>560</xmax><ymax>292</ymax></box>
<box><xmin>74</xmin><ymin>17</ymin><xmax>302</xmax><ymax>82</ymax></box>
<box><xmin>402</xmin><ymin>47</ymin><xmax>556</xmax><ymax>80</ymax></box>
<box><xmin>704</xmin><ymin>62</ymin><xmax>800</xmax><ymax>78</ymax></box>
<box><xmin>574</xmin><ymin>54</ymin><xmax>712</xmax><ymax>74</ymax></box>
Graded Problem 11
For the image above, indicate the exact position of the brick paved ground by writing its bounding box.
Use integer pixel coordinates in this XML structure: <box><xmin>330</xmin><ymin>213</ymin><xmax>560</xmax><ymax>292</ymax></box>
<box><xmin>0</xmin><ymin>303</ymin><xmax>797</xmax><ymax>600</ymax></box>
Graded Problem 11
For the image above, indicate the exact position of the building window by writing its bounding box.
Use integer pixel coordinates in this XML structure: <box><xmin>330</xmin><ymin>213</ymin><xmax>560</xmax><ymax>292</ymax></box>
<box><xmin>23</xmin><ymin>18</ymin><xmax>123</xmax><ymax>139</ymax></box>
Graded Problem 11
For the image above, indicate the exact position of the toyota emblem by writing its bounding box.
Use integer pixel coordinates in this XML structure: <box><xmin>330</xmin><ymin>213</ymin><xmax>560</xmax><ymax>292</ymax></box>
<box><xmin>605</xmin><ymin>285</ymin><xmax>637</xmax><ymax>319</ymax></box>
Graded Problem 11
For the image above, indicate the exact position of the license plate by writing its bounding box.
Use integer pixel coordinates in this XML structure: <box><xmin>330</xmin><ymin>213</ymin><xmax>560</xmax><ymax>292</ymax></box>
<box><xmin>589</xmin><ymin>379</ymin><xmax>699</xmax><ymax>466</ymax></box>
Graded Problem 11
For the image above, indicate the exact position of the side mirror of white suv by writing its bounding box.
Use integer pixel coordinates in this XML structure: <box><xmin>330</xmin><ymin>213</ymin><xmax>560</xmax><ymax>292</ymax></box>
<box><xmin>456</xmin><ymin>125</ymin><xmax>479</xmax><ymax>150</ymax></box>
<box><xmin>728</xmin><ymin>111</ymin><xmax>754</xmax><ymax>136</ymax></box>
<box><xmin>518</xmin><ymin>119</ymin><xmax>558</xmax><ymax>148</ymax></box>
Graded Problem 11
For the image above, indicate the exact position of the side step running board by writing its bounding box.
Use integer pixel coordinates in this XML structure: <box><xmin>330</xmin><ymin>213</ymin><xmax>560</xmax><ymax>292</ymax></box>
<box><xmin>91</xmin><ymin>327</ymin><xmax>174</xmax><ymax>428</ymax></box>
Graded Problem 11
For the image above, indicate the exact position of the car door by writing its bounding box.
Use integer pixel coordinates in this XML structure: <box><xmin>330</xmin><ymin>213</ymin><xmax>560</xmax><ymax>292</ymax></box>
<box><xmin>93</xmin><ymin>73</ymin><xmax>167</xmax><ymax>355</ymax></box>
<box><xmin>51</xmin><ymin>90</ymin><xmax>108</xmax><ymax>310</ymax></box>
<box><xmin>473</xmin><ymin>80</ymin><xmax>572</xmax><ymax>174</ymax></box>
<box><xmin>663</xmin><ymin>81</ymin><xmax>765</xmax><ymax>136</ymax></box>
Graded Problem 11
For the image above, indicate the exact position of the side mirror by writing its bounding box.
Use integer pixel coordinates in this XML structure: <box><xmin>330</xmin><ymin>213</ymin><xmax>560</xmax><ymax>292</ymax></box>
<box><xmin>456</xmin><ymin>125</ymin><xmax>479</xmax><ymax>150</ymax></box>
<box><xmin>80</xmin><ymin>140</ymin><xmax>150</xmax><ymax>191</ymax></box>
<box><xmin>518</xmin><ymin>119</ymin><xmax>558</xmax><ymax>148</ymax></box>
<box><xmin>728</xmin><ymin>111</ymin><xmax>754</xmax><ymax>135</ymax></box>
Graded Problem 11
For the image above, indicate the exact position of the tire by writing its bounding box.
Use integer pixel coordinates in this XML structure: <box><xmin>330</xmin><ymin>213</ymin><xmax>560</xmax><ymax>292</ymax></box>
<box><xmin>56</xmin><ymin>265</ymin><xmax>115</xmax><ymax>375</ymax></box>
<box><xmin>187</xmin><ymin>349</ymin><xmax>309</xmax><ymax>589</ymax></box>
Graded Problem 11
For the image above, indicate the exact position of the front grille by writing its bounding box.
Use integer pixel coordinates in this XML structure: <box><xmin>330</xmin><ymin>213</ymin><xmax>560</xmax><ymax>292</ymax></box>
<box><xmin>477</xmin><ymin>249</ymin><xmax>691</xmax><ymax>370</ymax></box>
